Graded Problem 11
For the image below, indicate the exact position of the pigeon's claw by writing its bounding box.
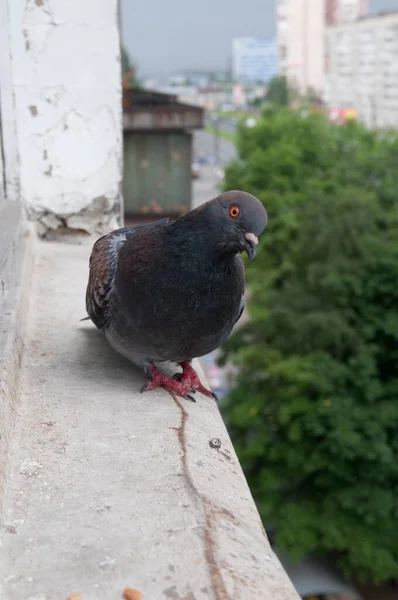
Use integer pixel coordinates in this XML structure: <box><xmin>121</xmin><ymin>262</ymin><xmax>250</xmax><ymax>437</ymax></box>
<box><xmin>173</xmin><ymin>372</ymin><xmax>197</xmax><ymax>393</ymax></box>
<box><xmin>141</xmin><ymin>365</ymin><xmax>196</xmax><ymax>402</ymax></box>
<box><xmin>178</xmin><ymin>361</ymin><xmax>216</xmax><ymax>400</ymax></box>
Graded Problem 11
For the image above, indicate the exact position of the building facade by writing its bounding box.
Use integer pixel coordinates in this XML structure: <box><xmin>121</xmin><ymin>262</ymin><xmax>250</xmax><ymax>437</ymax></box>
<box><xmin>325</xmin><ymin>11</ymin><xmax>398</xmax><ymax>129</ymax></box>
<box><xmin>232</xmin><ymin>37</ymin><xmax>278</xmax><ymax>85</ymax></box>
<box><xmin>326</xmin><ymin>0</ymin><xmax>367</xmax><ymax>25</ymax></box>
<box><xmin>277</xmin><ymin>0</ymin><xmax>326</xmax><ymax>96</ymax></box>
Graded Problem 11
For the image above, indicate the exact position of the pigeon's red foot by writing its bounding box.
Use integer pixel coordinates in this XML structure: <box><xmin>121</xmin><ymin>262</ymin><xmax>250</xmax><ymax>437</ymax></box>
<box><xmin>141</xmin><ymin>364</ymin><xmax>196</xmax><ymax>402</ymax></box>
<box><xmin>177</xmin><ymin>360</ymin><xmax>218</xmax><ymax>401</ymax></box>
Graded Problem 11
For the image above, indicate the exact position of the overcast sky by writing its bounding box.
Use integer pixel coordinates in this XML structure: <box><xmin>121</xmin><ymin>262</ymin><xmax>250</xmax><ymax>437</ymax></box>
<box><xmin>120</xmin><ymin>0</ymin><xmax>398</xmax><ymax>76</ymax></box>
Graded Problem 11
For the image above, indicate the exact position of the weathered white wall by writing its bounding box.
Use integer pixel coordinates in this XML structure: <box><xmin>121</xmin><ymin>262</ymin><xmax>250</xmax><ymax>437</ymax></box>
<box><xmin>0</xmin><ymin>0</ymin><xmax>21</xmax><ymax>203</ymax></box>
<box><xmin>4</xmin><ymin>0</ymin><xmax>123</xmax><ymax>235</ymax></box>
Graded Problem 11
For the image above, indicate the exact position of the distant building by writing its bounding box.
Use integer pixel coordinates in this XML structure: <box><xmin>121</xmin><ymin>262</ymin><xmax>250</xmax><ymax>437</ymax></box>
<box><xmin>325</xmin><ymin>10</ymin><xmax>398</xmax><ymax>128</ymax></box>
<box><xmin>276</xmin><ymin>0</ymin><xmax>326</xmax><ymax>96</ymax></box>
<box><xmin>232</xmin><ymin>84</ymin><xmax>247</xmax><ymax>108</ymax></box>
<box><xmin>194</xmin><ymin>87</ymin><xmax>231</xmax><ymax>110</ymax></box>
<box><xmin>232</xmin><ymin>37</ymin><xmax>278</xmax><ymax>84</ymax></box>
<box><xmin>185</xmin><ymin>74</ymin><xmax>210</xmax><ymax>87</ymax></box>
<box><xmin>169</xmin><ymin>74</ymin><xmax>187</xmax><ymax>87</ymax></box>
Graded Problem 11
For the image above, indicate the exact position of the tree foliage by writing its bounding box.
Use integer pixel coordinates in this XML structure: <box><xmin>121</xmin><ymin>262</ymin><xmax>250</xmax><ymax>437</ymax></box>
<box><xmin>121</xmin><ymin>45</ymin><xmax>139</xmax><ymax>90</ymax></box>
<box><xmin>265</xmin><ymin>76</ymin><xmax>290</xmax><ymax>106</ymax></box>
<box><xmin>121</xmin><ymin>45</ymin><xmax>131</xmax><ymax>75</ymax></box>
<box><xmin>221</xmin><ymin>107</ymin><xmax>398</xmax><ymax>583</ymax></box>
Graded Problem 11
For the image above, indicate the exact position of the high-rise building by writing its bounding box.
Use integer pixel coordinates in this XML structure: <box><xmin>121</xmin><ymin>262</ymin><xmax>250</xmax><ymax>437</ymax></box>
<box><xmin>276</xmin><ymin>0</ymin><xmax>326</xmax><ymax>96</ymax></box>
<box><xmin>326</xmin><ymin>0</ymin><xmax>367</xmax><ymax>25</ymax></box>
<box><xmin>232</xmin><ymin>37</ymin><xmax>278</xmax><ymax>85</ymax></box>
<box><xmin>325</xmin><ymin>10</ymin><xmax>398</xmax><ymax>129</ymax></box>
<box><xmin>277</xmin><ymin>0</ymin><xmax>369</xmax><ymax>98</ymax></box>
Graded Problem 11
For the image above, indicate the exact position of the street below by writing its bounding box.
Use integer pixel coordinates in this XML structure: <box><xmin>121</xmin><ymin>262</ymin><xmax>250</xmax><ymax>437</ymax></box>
<box><xmin>192</xmin><ymin>129</ymin><xmax>237</xmax><ymax>209</ymax></box>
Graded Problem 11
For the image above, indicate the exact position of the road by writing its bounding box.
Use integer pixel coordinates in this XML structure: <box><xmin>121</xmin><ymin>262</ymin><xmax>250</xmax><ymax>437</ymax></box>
<box><xmin>205</xmin><ymin>113</ymin><xmax>238</xmax><ymax>137</ymax></box>
<box><xmin>193</xmin><ymin>128</ymin><xmax>237</xmax><ymax>165</ymax></box>
<box><xmin>192</xmin><ymin>129</ymin><xmax>237</xmax><ymax>209</ymax></box>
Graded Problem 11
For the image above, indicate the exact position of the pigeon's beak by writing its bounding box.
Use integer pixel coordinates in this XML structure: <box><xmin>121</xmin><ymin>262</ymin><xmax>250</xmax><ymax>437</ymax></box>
<box><xmin>244</xmin><ymin>232</ymin><xmax>258</xmax><ymax>262</ymax></box>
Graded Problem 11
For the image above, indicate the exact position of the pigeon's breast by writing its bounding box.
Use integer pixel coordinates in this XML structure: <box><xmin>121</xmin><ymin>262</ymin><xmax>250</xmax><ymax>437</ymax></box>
<box><xmin>109</xmin><ymin>255</ymin><xmax>244</xmax><ymax>363</ymax></box>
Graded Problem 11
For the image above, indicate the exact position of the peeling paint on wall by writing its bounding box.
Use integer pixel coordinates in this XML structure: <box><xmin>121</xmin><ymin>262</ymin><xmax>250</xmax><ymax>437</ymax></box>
<box><xmin>32</xmin><ymin>195</ymin><xmax>121</xmax><ymax>239</ymax></box>
<box><xmin>5</xmin><ymin>0</ymin><xmax>123</xmax><ymax>236</ymax></box>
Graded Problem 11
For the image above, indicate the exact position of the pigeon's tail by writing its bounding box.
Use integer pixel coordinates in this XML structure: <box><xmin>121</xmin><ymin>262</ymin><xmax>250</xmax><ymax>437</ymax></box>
<box><xmin>80</xmin><ymin>316</ymin><xmax>90</xmax><ymax>322</ymax></box>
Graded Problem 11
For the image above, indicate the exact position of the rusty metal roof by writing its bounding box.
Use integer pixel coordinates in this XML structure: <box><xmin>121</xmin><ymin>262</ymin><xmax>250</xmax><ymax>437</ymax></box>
<box><xmin>123</xmin><ymin>89</ymin><xmax>178</xmax><ymax>108</ymax></box>
<box><xmin>123</xmin><ymin>88</ymin><xmax>204</xmax><ymax>132</ymax></box>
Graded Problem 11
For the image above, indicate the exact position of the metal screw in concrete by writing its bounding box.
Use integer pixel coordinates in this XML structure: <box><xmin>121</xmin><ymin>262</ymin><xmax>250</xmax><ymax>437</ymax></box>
<box><xmin>209</xmin><ymin>438</ymin><xmax>222</xmax><ymax>449</ymax></box>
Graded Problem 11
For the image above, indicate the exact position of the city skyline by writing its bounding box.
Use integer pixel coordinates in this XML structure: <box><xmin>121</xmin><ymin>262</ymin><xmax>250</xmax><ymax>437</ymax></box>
<box><xmin>120</xmin><ymin>0</ymin><xmax>398</xmax><ymax>76</ymax></box>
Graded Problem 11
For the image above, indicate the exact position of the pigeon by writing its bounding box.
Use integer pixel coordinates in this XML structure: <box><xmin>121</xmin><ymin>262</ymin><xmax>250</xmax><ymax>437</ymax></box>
<box><xmin>85</xmin><ymin>190</ymin><xmax>267</xmax><ymax>401</ymax></box>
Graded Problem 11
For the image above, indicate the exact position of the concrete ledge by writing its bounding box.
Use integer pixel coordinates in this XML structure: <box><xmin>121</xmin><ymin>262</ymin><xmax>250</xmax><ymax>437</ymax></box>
<box><xmin>0</xmin><ymin>238</ymin><xmax>299</xmax><ymax>600</ymax></box>
<box><xmin>0</xmin><ymin>202</ymin><xmax>34</xmax><ymax>517</ymax></box>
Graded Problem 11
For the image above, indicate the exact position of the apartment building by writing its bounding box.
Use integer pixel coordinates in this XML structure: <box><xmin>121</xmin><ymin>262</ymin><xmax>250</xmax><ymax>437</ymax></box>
<box><xmin>277</xmin><ymin>0</ymin><xmax>326</xmax><ymax>96</ymax></box>
<box><xmin>326</xmin><ymin>11</ymin><xmax>398</xmax><ymax>129</ymax></box>
<box><xmin>326</xmin><ymin>0</ymin><xmax>367</xmax><ymax>25</ymax></box>
<box><xmin>277</xmin><ymin>0</ymin><xmax>367</xmax><ymax>98</ymax></box>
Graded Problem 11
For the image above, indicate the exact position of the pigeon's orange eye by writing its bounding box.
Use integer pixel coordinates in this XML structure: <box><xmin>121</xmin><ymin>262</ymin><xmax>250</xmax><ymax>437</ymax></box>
<box><xmin>229</xmin><ymin>205</ymin><xmax>240</xmax><ymax>218</ymax></box>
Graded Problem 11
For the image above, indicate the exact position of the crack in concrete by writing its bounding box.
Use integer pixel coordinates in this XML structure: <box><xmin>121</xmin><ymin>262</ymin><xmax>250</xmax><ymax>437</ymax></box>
<box><xmin>170</xmin><ymin>392</ymin><xmax>230</xmax><ymax>600</ymax></box>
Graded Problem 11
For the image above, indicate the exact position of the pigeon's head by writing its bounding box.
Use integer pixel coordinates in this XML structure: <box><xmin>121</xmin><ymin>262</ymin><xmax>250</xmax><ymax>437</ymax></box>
<box><xmin>211</xmin><ymin>190</ymin><xmax>268</xmax><ymax>261</ymax></box>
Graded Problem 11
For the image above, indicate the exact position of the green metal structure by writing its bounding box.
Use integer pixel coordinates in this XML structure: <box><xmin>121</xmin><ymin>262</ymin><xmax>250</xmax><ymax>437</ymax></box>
<box><xmin>123</xmin><ymin>131</ymin><xmax>192</xmax><ymax>216</ymax></box>
<box><xmin>122</xmin><ymin>89</ymin><xmax>204</xmax><ymax>218</ymax></box>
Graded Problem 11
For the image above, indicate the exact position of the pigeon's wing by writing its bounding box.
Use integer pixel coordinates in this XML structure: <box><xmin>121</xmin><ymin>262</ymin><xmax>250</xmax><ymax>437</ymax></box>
<box><xmin>85</xmin><ymin>221</ymin><xmax>170</xmax><ymax>330</ymax></box>
<box><xmin>234</xmin><ymin>256</ymin><xmax>246</xmax><ymax>326</ymax></box>
<box><xmin>235</xmin><ymin>294</ymin><xmax>245</xmax><ymax>325</ymax></box>
<box><xmin>85</xmin><ymin>227</ymin><xmax>136</xmax><ymax>330</ymax></box>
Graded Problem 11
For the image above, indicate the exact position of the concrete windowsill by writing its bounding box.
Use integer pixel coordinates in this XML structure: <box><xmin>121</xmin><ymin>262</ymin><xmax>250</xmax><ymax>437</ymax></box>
<box><xmin>0</xmin><ymin>201</ymin><xmax>34</xmax><ymax>516</ymax></box>
<box><xmin>0</xmin><ymin>234</ymin><xmax>299</xmax><ymax>600</ymax></box>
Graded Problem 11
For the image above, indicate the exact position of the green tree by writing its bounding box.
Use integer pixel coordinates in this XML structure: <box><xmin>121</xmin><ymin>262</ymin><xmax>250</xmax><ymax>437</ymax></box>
<box><xmin>121</xmin><ymin>45</ymin><xmax>131</xmax><ymax>75</ymax></box>
<box><xmin>121</xmin><ymin>45</ymin><xmax>139</xmax><ymax>89</ymax></box>
<box><xmin>265</xmin><ymin>75</ymin><xmax>290</xmax><ymax>106</ymax></box>
<box><xmin>221</xmin><ymin>107</ymin><xmax>398</xmax><ymax>583</ymax></box>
